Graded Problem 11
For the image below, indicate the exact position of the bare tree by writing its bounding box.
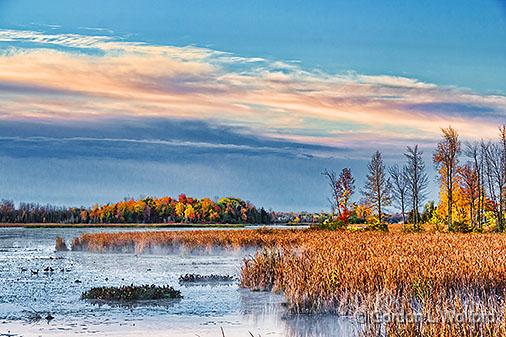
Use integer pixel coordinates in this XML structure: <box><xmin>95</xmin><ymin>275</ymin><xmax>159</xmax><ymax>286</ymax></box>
<box><xmin>404</xmin><ymin>145</ymin><xmax>428</xmax><ymax>230</ymax></box>
<box><xmin>465</xmin><ymin>142</ymin><xmax>485</xmax><ymax>229</ymax></box>
<box><xmin>483</xmin><ymin>125</ymin><xmax>506</xmax><ymax>231</ymax></box>
<box><xmin>501</xmin><ymin>125</ymin><xmax>506</xmax><ymax>229</ymax></box>
<box><xmin>433</xmin><ymin>126</ymin><xmax>461</xmax><ymax>231</ymax></box>
<box><xmin>363</xmin><ymin>151</ymin><xmax>392</xmax><ymax>223</ymax></box>
<box><xmin>322</xmin><ymin>168</ymin><xmax>355</xmax><ymax>222</ymax></box>
<box><xmin>388</xmin><ymin>164</ymin><xmax>408</xmax><ymax>224</ymax></box>
<box><xmin>322</xmin><ymin>169</ymin><xmax>339</xmax><ymax>214</ymax></box>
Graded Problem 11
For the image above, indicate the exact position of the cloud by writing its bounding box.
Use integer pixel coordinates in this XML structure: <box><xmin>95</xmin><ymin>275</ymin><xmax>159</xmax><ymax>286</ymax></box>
<box><xmin>0</xmin><ymin>28</ymin><xmax>505</xmax><ymax>155</ymax></box>
<box><xmin>0</xmin><ymin>118</ymin><xmax>347</xmax><ymax>161</ymax></box>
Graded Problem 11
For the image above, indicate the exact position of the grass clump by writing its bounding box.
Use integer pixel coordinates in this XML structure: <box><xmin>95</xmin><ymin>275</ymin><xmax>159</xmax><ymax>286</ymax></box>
<box><xmin>81</xmin><ymin>284</ymin><xmax>182</xmax><ymax>301</ymax></box>
<box><xmin>55</xmin><ymin>237</ymin><xmax>68</xmax><ymax>251</ymax></box>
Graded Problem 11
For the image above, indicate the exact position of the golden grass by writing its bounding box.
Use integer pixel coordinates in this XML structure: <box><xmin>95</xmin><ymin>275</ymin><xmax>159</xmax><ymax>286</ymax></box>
<box><xmin>70</xmin><ymin>227</ymin><xmax>304</xmax><ymax>253</ymax></box>
<box><xmin>240</xmin><ymin>231</ymin><xmax>506</xmax><ymax>336</ymax></box>
<box><xmin>68</xmin><ymin>228</ymin><xmax>506</xmax><ymax>336</ymax></box>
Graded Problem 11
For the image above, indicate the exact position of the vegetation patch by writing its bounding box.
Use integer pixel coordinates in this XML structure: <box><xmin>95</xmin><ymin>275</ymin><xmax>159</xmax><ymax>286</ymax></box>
<box><xmin>55</xmin><ymin>236</ymin><xmax>68</xmax><ymax>251</ymax></box>
<box><xmin>81</xmin><ymin>284</ymin><xmax>182</xmax><ymax>301</ymax></box>
<box><xmin>179</xmin><ymin>273</ymin><xmax>236</xmax><ymax>283</ymax></box>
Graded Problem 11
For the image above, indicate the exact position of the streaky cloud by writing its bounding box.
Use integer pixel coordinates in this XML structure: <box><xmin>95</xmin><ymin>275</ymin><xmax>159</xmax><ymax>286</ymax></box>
<box><xmin>0</xmin><ymin>28</ymin><xmax>504</xmax><ymax>154</ymax></box>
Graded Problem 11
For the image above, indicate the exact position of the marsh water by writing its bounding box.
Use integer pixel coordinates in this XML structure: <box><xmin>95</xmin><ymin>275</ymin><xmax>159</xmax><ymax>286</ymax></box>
<box><xmin>0</xmin><ymin>227</ymin><xmax>357</xmax><ymax>337</ymax></box>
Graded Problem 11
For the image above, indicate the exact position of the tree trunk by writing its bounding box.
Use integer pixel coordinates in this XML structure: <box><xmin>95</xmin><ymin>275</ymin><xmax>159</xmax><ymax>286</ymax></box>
<box><xmin>469</xmin><ymin>196</ymin><xmax>474</xmax><ymax>229</ymax></box>
<box><xmin>447</xmin><ymin>172</ymin><xmax>452</xmax><ymax>231</ymax></box>
<box><xmin>378</xmin><ymin>199</ymin><xmax>382</xmax><ymax>223</ymax></box>
<box><xmin>401</xmin><ymin>195</ymin><xmax>405</xmax><ymax>224</ymax></box>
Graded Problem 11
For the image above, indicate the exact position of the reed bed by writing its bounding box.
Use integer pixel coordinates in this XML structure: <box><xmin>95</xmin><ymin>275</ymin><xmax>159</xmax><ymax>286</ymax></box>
<box><xmin>70</xmin><ymin>227</ymin><xmax>305</xmax><ymax>254</ymax></box>
<box><xmin>240</xmin><ymin>231</ymin><xmax>506</xmax><ymax>336</ymax></box>
<box><xmin>68</xmin><ymin>228</ymin><xmax>506</xmax><ymax>335</ymax></box>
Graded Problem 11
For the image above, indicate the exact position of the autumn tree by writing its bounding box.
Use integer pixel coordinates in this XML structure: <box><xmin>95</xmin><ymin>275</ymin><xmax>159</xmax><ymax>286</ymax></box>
<box><xmin>353</xmin><ymin>199</ymin><xmax>374</xmax><ymax>223</ymax></box>
<box><xmin>322</xmin><ymin>168</ymin><xmax>355</xmax><ymax>223</ymax></box>
<box><xmin>404</xmin><ymin>145</ymin><xmax>428</xmax><ymax>230</ymax></box>
<box><xmin>363</xmin><ymin>151</ymin><xmax>392</xmax><ymax>223</ymax></box>
<box><xmin>388</xmin><ymin>164</ymin><xmax>408</xmax><ymax>224</ymax></box>
<box><xmin>459</xmin><ymin>163</ymin><xmax>479</xmax><ymax>230</ymax></box>
<box><xmin>175</xmin><ymin>202</ymin><xmax>185</xmax><ymax>220</ymax></box>
<box><xmin>184</xmin><ymin>204</ymin><xmax>196</xmax><ymax>222</ymax></box>
<box><xmin>433</xmin><ymin>126</ymin><xmax>461</xmax><ymax>231</ymax></box>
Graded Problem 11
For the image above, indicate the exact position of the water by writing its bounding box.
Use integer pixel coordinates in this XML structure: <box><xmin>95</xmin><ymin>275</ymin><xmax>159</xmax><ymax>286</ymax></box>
<box><xmin>0</xmin><ymin>227</ymin><xmax>357</xmax><ymax>337</ymax></box>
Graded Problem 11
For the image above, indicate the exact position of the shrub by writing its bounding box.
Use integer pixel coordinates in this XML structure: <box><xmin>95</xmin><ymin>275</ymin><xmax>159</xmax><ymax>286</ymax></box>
<box><xmin>318</xmin><ymin>218</ymin><xmax>346</xmax><ymax>230</ymax></box>
<box><xmin>451</xmin><ymin>220</ymin><xmax>471</xmax><ymax>233</ymax></box>
<box><xmin>366</xmin><ymin>220</ymin><xmax>388</xmax><ymax>232</ymax></box>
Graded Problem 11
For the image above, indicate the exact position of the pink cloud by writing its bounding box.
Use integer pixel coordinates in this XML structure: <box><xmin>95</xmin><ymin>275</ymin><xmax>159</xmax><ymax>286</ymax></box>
<box><xmin>0</xmin><ymin>29</ymin><xmax>505</xmax><ymax>151</ymax></box>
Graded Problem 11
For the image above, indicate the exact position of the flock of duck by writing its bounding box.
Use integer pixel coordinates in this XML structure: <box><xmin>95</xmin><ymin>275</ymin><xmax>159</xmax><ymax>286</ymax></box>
<box><xmin>20</xmin><ymin>266</ymin><xmax>72</xmax><ymax>275</ymax></box>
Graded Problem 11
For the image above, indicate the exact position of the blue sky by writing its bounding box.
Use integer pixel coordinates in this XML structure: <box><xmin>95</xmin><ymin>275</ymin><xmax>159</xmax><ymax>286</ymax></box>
<box><xmin>1</xmin><ymin>0</ymin><xmax>505</xmax><ymax>93</ymax></box>
<box><xmin>0</xmin><ymin>0</ymin><xmax>504</xmax><ymax>211</ymax></box>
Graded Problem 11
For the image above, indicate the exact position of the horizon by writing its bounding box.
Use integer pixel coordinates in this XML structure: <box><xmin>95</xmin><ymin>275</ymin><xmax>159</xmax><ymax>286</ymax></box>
<box><xmin>0</xmin><ymin>0</ymin><xmax>505</xmax><ymax>212</ymax></box>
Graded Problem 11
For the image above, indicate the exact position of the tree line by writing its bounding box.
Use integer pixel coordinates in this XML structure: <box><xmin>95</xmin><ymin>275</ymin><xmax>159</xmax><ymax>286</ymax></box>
<box><xmin>323</xmin><ymin>124</ymin><xmax>506</xmax><ymax>232</ymax></box>
<box><xmin>0</xmin><ymin>194</ymin><xmax>272</xmax><ymax>225</ymax></box>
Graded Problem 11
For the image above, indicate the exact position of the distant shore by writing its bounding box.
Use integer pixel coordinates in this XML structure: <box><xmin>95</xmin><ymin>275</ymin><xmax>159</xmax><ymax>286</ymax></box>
<box><xmin>0</xmin><ymin>222</ymin><xmax>310</xmax><ymax>229</ymax></box>
<box><xmin>0</xmin><ymin>223</ymin><xmax>246</xmax><ymax>228</ymax></box>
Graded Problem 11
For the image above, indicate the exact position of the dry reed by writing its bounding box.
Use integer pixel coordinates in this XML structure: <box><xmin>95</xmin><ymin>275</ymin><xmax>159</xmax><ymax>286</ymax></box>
<box><xmin>240</xmin><ymin>231</ymin><xmax>506</xmax><ymax>336</ymax></box>
<box><xmin>70</xmin><ymin>227</ymin><xmax>304</xmax><ymax>254</ymax></box>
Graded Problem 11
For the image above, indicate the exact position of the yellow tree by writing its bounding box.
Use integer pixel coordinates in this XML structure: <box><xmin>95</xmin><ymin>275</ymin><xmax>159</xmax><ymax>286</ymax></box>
<box><xmin>184</xmin><ymin>204</ymin><xmax>196</xmax><ymax>222</ymax></box>
<box><xmin>200</xmin><ymin>198</ymin><xmax>215</xmax><ymax>221</ymax></box>
<box><xmin>433</xmin><ymin>127</ymin><xmax>461</xmax><ymax>231</ymax></box>
<box><xmin>175</xmin><ymin>202</ymin><xmax>185</xmax><ymax>220</ymax></box>
<box><xmin>436</xmin><ymin>174</ymin><xmax>469</xmax><ymax>229</ymax></box>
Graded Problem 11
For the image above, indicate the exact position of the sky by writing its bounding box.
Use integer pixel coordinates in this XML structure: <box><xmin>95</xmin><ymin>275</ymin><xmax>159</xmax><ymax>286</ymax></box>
<box><xmin>0</xmin><ymin>0</ymin><xmax>505</xmax><ymax>211</ymax></box>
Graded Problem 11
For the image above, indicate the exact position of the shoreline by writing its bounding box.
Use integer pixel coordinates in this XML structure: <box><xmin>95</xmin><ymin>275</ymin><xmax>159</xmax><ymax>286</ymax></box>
<box><xmin>0</xmin><ymin>223</ymin><xmax>311</xmax><ymax>229</ymax></box>
<box><xmin>0</xmin><ymin>223</ymin><xmax>246</xmax><ymax>229</ymax></box>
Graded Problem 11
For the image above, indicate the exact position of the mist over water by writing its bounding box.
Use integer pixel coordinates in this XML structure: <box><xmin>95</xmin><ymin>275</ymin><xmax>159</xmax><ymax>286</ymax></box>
<box><xmin>0</xmin><ymin>227</ymin><xmax>357</xmax><ymax>337</ymax></box>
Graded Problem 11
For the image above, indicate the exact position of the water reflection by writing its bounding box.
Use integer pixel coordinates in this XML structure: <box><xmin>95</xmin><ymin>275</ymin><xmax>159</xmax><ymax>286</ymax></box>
<box><xmin>84</xmin><ymin>298</ymin><xmax>182</xmax><ymax>309</ymax></box>
<box><xmin>282</xmin><ymin>314</ymin><xmax>360</xmax><ymax>337</ymax></box>
<box><xmin>238</xmin><ymin>288</ymin><xmax>360</xmax><ymax>337</ymax></box>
